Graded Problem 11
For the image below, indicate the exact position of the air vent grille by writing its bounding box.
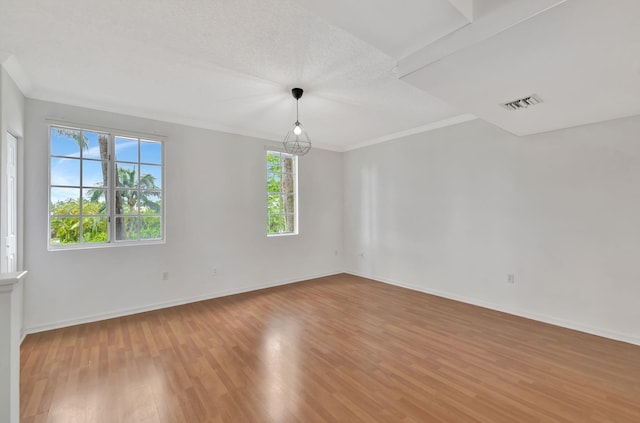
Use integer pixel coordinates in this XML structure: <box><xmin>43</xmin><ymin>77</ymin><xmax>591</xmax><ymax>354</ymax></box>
<box><xmin>502</xmin><ymin>95</ymin><xmax>542</xmax><ymax>111</ymax></box>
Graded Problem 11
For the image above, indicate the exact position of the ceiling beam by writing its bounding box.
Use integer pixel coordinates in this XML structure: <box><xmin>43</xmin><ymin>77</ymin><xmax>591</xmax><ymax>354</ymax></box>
<box><xmin>399</xmin><ymin>0</ymin><xmax>566</xmax><ymax>78</ymax></box>
<box><xmin>447</xmin><ymin>0</ymin><xmax>474</xmax><ymax>22</ymax></box>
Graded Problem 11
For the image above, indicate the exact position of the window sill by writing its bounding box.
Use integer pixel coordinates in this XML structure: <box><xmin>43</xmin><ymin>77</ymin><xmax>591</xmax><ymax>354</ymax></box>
<box><xmin>48</xmin><ymin>239</ymin><xmax>165</xmax><ymax>251</ymax></box>
<box><xmin>267</xmin><ymin>232</ymin><xmax>298</xmax><ymax>238</ymax></box>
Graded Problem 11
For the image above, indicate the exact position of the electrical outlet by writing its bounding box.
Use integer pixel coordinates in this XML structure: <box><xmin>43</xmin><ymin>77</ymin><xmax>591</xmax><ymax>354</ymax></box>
<box><xmin>212</xmin><ymin>268</ymin><xmax>217</xmax><ymax>276</ymax></box>
<box><xmin>507</xmin><ymin>273</ymin><xmax>515</xmax><ymax>284</ymax></box>
<box><xmin>334</xmin><ymin>249</ymin><xmax>338</xmax><ymax>256</ymax></box>
<box><xmin>162</xmin><ymin>271</ymin><xmax>169</xmax><ymax>281</ymax></box>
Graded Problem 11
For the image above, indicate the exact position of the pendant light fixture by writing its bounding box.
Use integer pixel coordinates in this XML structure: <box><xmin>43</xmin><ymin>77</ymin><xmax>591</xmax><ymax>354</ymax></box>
<box><xmin>283</xmin><ymin>88</ymin><xmax>311</xmax><ymax>156</ymax></box>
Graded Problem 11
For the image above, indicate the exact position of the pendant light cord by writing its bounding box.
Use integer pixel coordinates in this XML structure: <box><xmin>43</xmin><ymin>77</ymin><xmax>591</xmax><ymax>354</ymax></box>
<box><xmin>284</xmin><ymin>87</ymin><xmax>310</xmax><ymax>155</ymax></box>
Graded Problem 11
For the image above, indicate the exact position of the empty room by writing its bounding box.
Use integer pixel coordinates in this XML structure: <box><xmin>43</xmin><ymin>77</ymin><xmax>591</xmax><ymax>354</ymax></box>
<box><xmin>1</xmin><ymin>0</ymin><xmax>639</xmax><ymax>421</ymax></box>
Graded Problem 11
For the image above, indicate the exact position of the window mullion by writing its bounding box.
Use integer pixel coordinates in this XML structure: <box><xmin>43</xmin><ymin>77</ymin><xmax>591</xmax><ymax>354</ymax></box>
<box><xmin>78</xmin><ymin>131</ymin><xmax>84</xmax><ymax>243</ymax></box>
<box><xmin>109</xmin><ymin>134</ymin><xmax>116</xmax><ymax>243</ymax></box>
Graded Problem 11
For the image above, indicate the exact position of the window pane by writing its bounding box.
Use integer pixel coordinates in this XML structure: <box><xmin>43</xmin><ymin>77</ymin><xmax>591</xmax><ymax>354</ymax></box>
<box><xmin>51</xmin><ymin>157</ymin><xmax>80</xmax><ymax>186</ymax></box>
<box><xmin>283</xmin><ymin>173</ymin><xmax>295</xmax><ymax>193</ymax></box>
<box><xmin>51</xmin><ymin>127</ymin><xmax>81</xmax><ymax>157</ymax></box>
<box><xmin>140</xmin><ymin>140</ymin><xmax>162</xmax><ymax>164</ymax></box>
<box><xmin>285</xmin><ymin>194</ymin><xmax>295</xmax><ymax>214</ymax></box>
<box><xmin>140</xmin><ymin>165</ymin><xmax>161</xmax><ymax>189</ymax></box>
<box><xmin>267</xmin><ymin>173</ymin><xmax>281</xmax><ymax>193</ymax></box>
<box><xmin>83</xmin><ymin>189</ymin><xmax>107</xmax><ymax>215</ymax></box>
<box><xmin>115</xmin><ymin>190</ymin><xmax>138</xmax><ymax>214</ymax></box>
<box><xmin>267</xmin><ymin>152</ymin><xmax>281</xmax><ymax>172</ymax></box>
<box><xmin>50</xmin><ymin>217</ymin><xmax>80</xmax><ymax>245</ymax></box>
<box><xmin>116</xmin><ymin>216</ymin><xmax>139</xmax><ymax>241</ymax></box>
<box><xmin>268</xmin><ymin>215</ymin><xmax>284</xmax><ymax>234</ymax></box>
<box><xmin>82</xmin><ymin>160</ymin><xmax>108</xmax><ymax>187</ymax></box>
<box><xmin>141</xmin><ymin>217</ymin><xmax>162</xmax><ymax>239</ymax></box>
<box><xmin>140</xmin><ymin>191</ymin><xmax>161</xmax><ymax>214</ymax></box>
<box><xmin>284</xmin><ymin>214</ymin><xmax>295</xmax><ymax>233</ymax></box>
<box><xmin>268</xmin><ymin>194</ymin><xmax>283</xmax><ymax>214</ymax></box>
<box><xmin>115</xmin><ymin>136</ymin><xmax>138</xmax><ymax>162</ymax></box>
<box><xmin>82</xmin><ymin>217</ymin><xmax>108</xmax><ymax>243</ymax></box>
<box><xmin>50</xmin><ymin>188</ymin><xmax>80</xmax><ymax>215</ymax></box>
<box><xmin>84</xmin><ymin>131</ymin><xmax>108</xmax><ymax>160</ymax></box>
<box><xmin>116</xmin><ymin>163</ymin><xmax>138</xmax><ymax>187</ymax></box>
<box><xmin>282</xmin><ymin>155</ymin><xmax>294</xmax><ymax>173</ymax></box>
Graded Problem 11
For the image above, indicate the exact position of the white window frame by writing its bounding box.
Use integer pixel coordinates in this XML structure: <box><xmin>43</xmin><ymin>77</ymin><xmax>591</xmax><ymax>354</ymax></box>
<box><xmin>48</xmin><ymin>122</ymin><xmax>165</xmax><ymax>250</ymax></box>
<box><xmin>266</xmin><ymin>150</ymin><xmax>298</xmax><ymax>237</ymax></box>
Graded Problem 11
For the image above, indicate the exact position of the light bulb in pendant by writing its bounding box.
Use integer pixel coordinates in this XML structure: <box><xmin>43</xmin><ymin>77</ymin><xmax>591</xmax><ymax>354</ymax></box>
<box><xmin>283</xmin><ymin>88</ymin><xmax>311</xmax><ymax>156</ymax></box>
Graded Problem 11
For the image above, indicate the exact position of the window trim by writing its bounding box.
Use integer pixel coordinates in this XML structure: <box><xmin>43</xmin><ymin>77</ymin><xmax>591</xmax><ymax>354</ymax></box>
<box><xmin>47</xmin><ymin>121</ymin><xmax>166</xmax><ymax>250</ymax></box>
<box><xmin>266</xmin><ymin>149</ymin><xmax>299</xmax><ymax>237</ymax></box>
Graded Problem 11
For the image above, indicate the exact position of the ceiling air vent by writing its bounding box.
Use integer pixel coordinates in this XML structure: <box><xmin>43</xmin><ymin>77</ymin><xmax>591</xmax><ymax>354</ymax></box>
<box><xmin>502</xmin><ymin>95</ymin><xmax>542</xmax><ymax>111</ymax></box>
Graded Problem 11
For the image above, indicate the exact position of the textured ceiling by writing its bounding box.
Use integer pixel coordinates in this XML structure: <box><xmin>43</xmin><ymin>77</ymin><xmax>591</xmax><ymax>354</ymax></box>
<box><xmin>2</xmin><ymin>0</ymin><xmax>637</xmax><ymax>150</ymax></box>
<box><xmin>295</xmin><ymin>0</ymin><xmax>470</xmax><ymax>59</ymax></box>
<box><xmin>0</xmin><ymin>0</ymin><xmax>468</xmax><ymax>150</ymax></box>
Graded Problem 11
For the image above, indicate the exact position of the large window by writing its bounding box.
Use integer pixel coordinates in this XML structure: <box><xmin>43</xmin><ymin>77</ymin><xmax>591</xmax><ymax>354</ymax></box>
<box><xmin>49</xmin><ymin>125</ymin><xmax>164</xmax><ymax>248</ymax></box>
<box><xmin>267</xmin><ymin>150</ymin><xmax>297</xmax><ymax>235</ymax></box>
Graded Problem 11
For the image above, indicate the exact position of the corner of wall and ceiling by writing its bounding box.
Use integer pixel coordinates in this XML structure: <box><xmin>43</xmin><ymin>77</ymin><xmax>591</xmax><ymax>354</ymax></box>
<box><xmin>0</xmin><ymin>53</ymin><xmax>32</xmax><ymax>97</ymax></box>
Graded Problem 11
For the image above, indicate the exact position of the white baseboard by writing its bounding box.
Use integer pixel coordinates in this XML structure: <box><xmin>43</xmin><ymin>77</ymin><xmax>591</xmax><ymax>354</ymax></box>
<box><xmin>23</xmin><ymin>270</ymin><xmax>639</xmax><ymax>348</ymax></box>
<box><xmin>23</xmin><ymin>271</ymin><xmax>341</xmax><ymax>336</ymax></box>
<box><xmin>347</xmin><ymin>271</ymin><xmax>640</xmax><ymax>347</ymax></box>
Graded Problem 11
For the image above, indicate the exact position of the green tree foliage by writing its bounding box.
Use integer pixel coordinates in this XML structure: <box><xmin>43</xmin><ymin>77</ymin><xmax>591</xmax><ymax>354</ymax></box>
<box><xmin>115</xmin><ymin>166</ymin><xmax>161</xmax><ymax>240</ymax></box>
<box><xmin>50</xmin><ymin>200</ymin><xmax>108</xmax><ymax>244</ymax></box>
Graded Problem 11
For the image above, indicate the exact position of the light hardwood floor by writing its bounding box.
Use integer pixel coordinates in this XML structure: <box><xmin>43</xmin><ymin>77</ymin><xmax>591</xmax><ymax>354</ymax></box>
<box><xmin>21</xmin><ymin>274</ymin><xmax>640</xmax><ymax>422</ymax></box>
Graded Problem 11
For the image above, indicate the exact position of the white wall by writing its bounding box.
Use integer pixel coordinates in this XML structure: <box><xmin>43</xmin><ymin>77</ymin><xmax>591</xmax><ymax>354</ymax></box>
<box><xmin>21</xmin><ymin>97</ymin><xmax>640</xmax><ymax>348</ymax></box>
<box><xmin>1</xmin><ymin>65</ymin><xmax>25</xmax><ymax>272</ymax></box>
<box><xmin>24</xmin><ymin>99</ymin><xmax>343</xmax><ymax>332</ymax></box>
<box><xmin>344</xmin><ymin>115</ymin><xmax>640</xmax><ymax>345</ymax></box>
<box><xmin>0</xmin><ymin>65</ymin><xmax>26</xmax><ymax>423</ymax></box>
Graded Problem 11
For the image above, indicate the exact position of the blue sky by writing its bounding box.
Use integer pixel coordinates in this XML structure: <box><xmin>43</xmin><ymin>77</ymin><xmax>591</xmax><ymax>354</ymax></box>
<box><xmin>50</xmin><ymin>129</ymin><xmax>162</xmax><ymax>205</ymax></box>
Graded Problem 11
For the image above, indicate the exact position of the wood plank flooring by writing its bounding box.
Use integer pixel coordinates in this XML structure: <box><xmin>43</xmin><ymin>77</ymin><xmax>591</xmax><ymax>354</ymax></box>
<box><xmin>21</xmin><ymin>274</ymin><xmax>640</xmax><ymax>422</ymax></box>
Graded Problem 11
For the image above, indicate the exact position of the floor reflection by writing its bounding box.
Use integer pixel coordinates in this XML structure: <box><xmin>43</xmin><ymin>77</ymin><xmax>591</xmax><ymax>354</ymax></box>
<box><xmin>261</xmin><ymin>316</ymin><xmax>301</xmax><ymax>422</ymax></box>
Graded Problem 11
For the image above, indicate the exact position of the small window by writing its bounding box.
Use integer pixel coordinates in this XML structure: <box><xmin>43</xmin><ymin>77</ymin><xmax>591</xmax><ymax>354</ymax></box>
<box><xmin>49</xmin><ymin>125</ymin><xmax>164</xmax><ymax>248</ymax></box>
<box><xmin>266</xmin><ymin>150</ymin><xmax>298</xmax><ymax>235</ymax></box>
